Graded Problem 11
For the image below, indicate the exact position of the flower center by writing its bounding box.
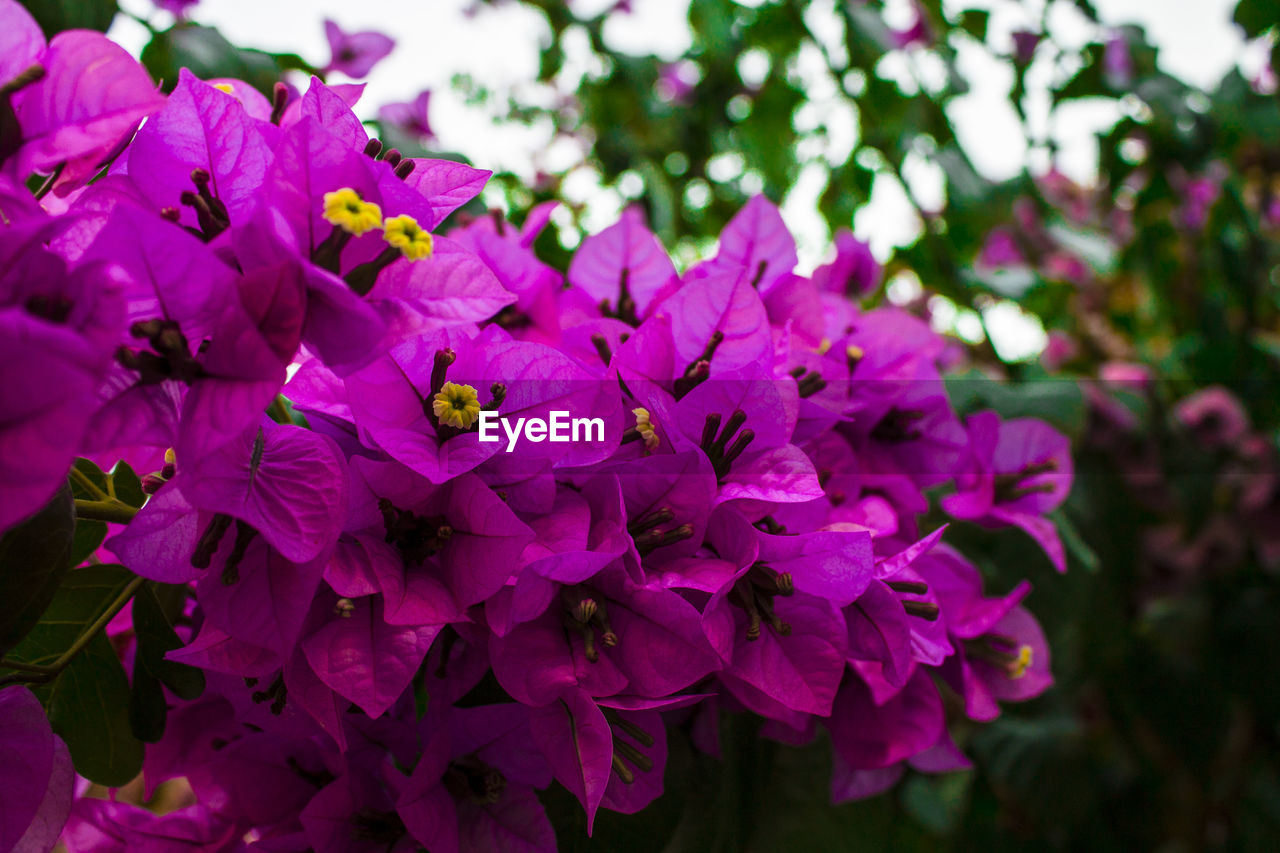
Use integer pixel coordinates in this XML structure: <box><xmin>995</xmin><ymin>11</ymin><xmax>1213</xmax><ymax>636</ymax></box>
<box><xmin>561</xmin><ymin>586</ymin><xmax>618</xmax><ymax>663</ymax></box>
<box><xmin>444</xmin><ymin>759</ymin><xmax>507</xmax><ymax>805</ymax></box>
<box><xmin>383</xmin><ymin>214</ymin><xmax>434</xmax><ymax>260</ymax></box>
<box><xmin>378</xmin><ymin>498</ymin><xmax>452</xmax><ymax>565</ymax></box>
<box><xmin>116</xmin><ymin>319</ymin><xmax>206</xmax><ymax>386</ymax></box>
<box><xmin>729</xmin><ymin>562</ymin><xmax>794</xmax><ymax>641</ymax></box>
<box><xmin>604</xmin><ymin>708</ymin><xmax>655</xmax><ymax>785</ymax></box>
<box><xmin>350</xmin><ymin>809</ymin><xmax>406</xmax><ymax>844</ymax></box>
<box><xmin>323</xmin><ymin>187</ymin><xmax>383</xmax><ymax>236</ymax></box>
<box><xmin>993</xmin><ymin>458</ymin><xmax>1059</xmax><ymax>503</ymax></box>
<box><xmin>627</xmin><ymin>505</ymin><xmax>693</xmax><ymax>556</ymax></box>
<box><xmin>432</xmin><ymin>381</ymin><xmax>482</xmax><ymax>430</ymax></box>
<box><xmin>699</xmin><ymin>409</ymin><xmax>755</xmax><ymax>481</ymax></box>
<box><xmin>870</xmin><ymin>407</ymin><xmax>925</xmax><ymax>443</ymax></box>
<box><xmin>965</xmin><ymin>633</ymin><xmax>1033</xmax><ymax>679</ymax></box>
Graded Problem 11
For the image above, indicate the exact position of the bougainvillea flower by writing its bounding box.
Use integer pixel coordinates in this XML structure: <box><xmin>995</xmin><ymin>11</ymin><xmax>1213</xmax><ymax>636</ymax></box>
<box><xmin>60</xmin><ymin>801</ymin><xmax>240</xmax><ymax>853</ymax></box>
<box><xmin>685</xmin><ymin>194</ymin><xmax>797</xmax><ymax>292</ymax></box>
<box><xmin>333</xmin><ymin>457</ymin><xmax>533</xmax><ymax>625</ymax></box>
<box><xmin>0</xmin><ymin>225</ymin><xmax>124</xmax><ymax>531</ymax></box>
<box><xmin>529</xmin><ymin>688</ymin><xmax>613</xmax><ymax>833</ymax></box>
<box><xmin>569</xmin><ymin>205</ymin><xmax>678</xmax><ymax>322</ymax></box>
<box><xmin>396</xmin><ymin>710</ymin><xmax>557</xmax><ymax>853</ymax></box>
<box><xmin>1174</xmin><ymin>385</ymin><xmax>1250</xmax><ymax>448</ymax></box>
<box><xmin>182</xmin><ymin>419</ymin><xmax>349</xmax><ymax>563</ymax></box>
<box><xmin>490</xmin><ymin>565</ymin><xmax>719</xmax><ymax>705</ymax></box>
<box><xmin>379</xmin><ymin>91</ymin><xmax>434</xmax><ymax>140</ymax></box>
<box><xmin>826</xmin><ymin>667</ymin><xmax>943</xmax><ymax>772</ymax></box>
<box><xmin>0</xmin><ymin>687</ymin><xmax>72</xmax><ymax>853</ymax></box>
<box><xmin>812</xmin><ymin>229</ymin><xmax>881</xmax><ymax>297</ymax></box>
<box><xmin>703</xmin><ymin>566</ymin><xmax>850</xmax><ymax>717</ymax></box>
<box><xmin>302</xmin><ymin>592</ymin><xmax>441</xmax><ymax>718</ymax></box>
<box><xmin>323</xmin><ymin>19</ymin><xmax>396</xmax><ymax>79</ymax></box>
<box><xmin>126</xmin><ymin>70</ymin><xmax>277</xmax><ymax>233</ymax></box>
<box><xmin>7</xmin><ymin>31</ymin><xmax>165</xmax><ymax>195</ymax></box>
<box><xmin>943</xmin><ymin>411</ymin><xmax>1073</xmax><ymax>571</ymax></box>
<box><xmin>0</xmin><ymin>1</ymin><xmax>43</xmax><ymax>90</ymax></box>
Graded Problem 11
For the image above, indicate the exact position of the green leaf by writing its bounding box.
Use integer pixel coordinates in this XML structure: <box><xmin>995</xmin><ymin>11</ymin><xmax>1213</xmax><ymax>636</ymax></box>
<box><xmin>109</xmin><ymin>461</ymin><xmax>147</xmax><ymax>509</ymax></box>
<box><xmin>6</xmin><ymin>565</ymin><xmax>144</xmax><ymax>787</ymax></box>
<box><xmin>133</xmin><ymin>583</ymin><xmax>204</xmax><ymax>701</ymax></box>
<box><xmin>69</xmin><ymin>458</ymin><xmax>108</xmax><ymax>501</ymax></box>
<box><xmin>0</xmin><ymin>483</ymin><xmax>74</xmax><ymax>656</ymax></box>
<box><xmin>901</xmin><ymin>771</ymin><xmax>972</xmax><ymax>834</ymax></box>
<box><xmin>1050</xmin><ymin>508</ymin><xmax>1099</xmax><ymax>573</ymax></box>
<box><xmin>945</xmin><ymin>370</ymin><xmax>1087</xmax><ymax>437</ymax></box>
<box><xmin>70</xmin><ymin>520</ymin><xmax>108</xmax><ymax>568</ymax></box>
<box><xmin>1233</xmin><ymin>0</ymin><xmax>1276</xmax><ymax>38</ymax></box>
<box><xmin>17</xmin><ymin>0</ymin><xmax>117</xmax><ymax>37</ymax></box>
<box><xmin>958</xmin><ymin>10</ymin><xmax>990</xmax><ymax>42</ymax></box>
<box><xmin>141</xmin><ymin>24</ymin><xmax>292</xmax><ymax>95</ymax></box>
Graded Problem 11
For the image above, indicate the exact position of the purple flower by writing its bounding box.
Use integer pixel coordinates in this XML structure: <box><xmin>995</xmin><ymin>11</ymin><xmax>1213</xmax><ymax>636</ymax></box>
<box><xmin>153</xmin><ymin>0</ymin><xmax>200</xmax><ymax>14</ymax></box>
<box><xmin>943</xmin><ymin>411</ymin><xmax>1074</xmax><ymax>572</ymax></box>
<box><xmin>0</xmin><ymin>687</ymin><xmax>73</xmax><ymax>853</ymax></box>
<box><xmin>379</xmin><ymin>91</ymin><xmax>434</xmax><ymax>140</ymax></box>
<box><xmin>324</xmin><ymin>19</ymin><xmax>396</xmax><ymax>79</ymax></box>
<box><xmin>812</xmin><ymin>230</ymin><xmax>881</xmax><ymax>297</ymax></box>
<box><xmin>1104</xmin><ymin>31</ymin><xmax>1134</xmax><ymax>88</ymax></box>
<box><xmin>569</xmin><ymin>205</ymin><xmax>678</xmax><ymax>322</ymax></box>
<box><xmin>1011</xmin><ymin>30</ymin><xmax>1040</xmax><ymax>64</ymax></box>
<box><xmin>0</xmin><ymin>215</ymin><xmax>125</xmax><ymax>531</ymax></box>
<box><xmin>1174</xmin><ymin>385</ymin><xmax>1250</xmax><ymax>448</ymax></box>
<box><xmin>891</xmin><ymin>3</ymin><xmax>934</xmax><ymax>49</ymax></box>
<box><xmin>6</xmin><ymin>31</ymin><xmax>165</xmax><ymax>197</ymax></box>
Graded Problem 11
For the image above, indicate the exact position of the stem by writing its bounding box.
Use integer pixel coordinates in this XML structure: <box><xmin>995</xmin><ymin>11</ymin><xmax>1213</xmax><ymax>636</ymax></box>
<box><xmin>0</xmin><ymin>576</ymin><xmax>147</xmax><ymax>689</ymax></box>
<box><xmin>69</xmin><ymin>466</ymin><xmax>109</xmax><ymax>502</ymax></box>
<box><xmin>75</xmin><ymin>499</ymin><xmax>138</xmax><ymax>525</ymax></box>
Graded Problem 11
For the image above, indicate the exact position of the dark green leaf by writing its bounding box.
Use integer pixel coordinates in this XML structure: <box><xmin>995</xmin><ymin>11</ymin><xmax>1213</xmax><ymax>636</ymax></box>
<box><xmin>0</xmin><ymin>483</ymin><xmax>74</xmax><ymax>656</ymax></box>
<box><xmin>133</xmin><ymin>583</ymin><xmax>204</xmax><ymax>702</ymax></box>
<box><xmin>109</xmin><ymin>461</ymin><xmax>147</xmax><ymax>509</ymax></box>
<box><xmin>141</xmin><ymin>24</ymin><xmax>291</xmax><ymax>95</ymax></box>
<box><xmin>18</xmin><ymin>0</ymin><xmax>117</xmax><ymax>37</ymax></box>
<box><xmin>70</xmin><ymin>520</ymin><xmax>108</xmax><ymax>568</ymax></box>
<box><xmin>69</xmin><ymin>458</ymin><xmax>108</xmax><ymax>501</ymax></box>
<box><xmin>1233</xmin><ymin>0</ymin><xmax>1276</xmax><ymax>38</ymax></box>
<box><xmin>6</xmin><ymin>565</ymin><xmax>144</xmax><ymax>786</ymax></box>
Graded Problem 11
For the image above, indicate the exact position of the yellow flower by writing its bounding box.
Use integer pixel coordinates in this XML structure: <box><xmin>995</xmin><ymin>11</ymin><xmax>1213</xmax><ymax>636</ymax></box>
<box><xmin>383</xmin><ymin>214</ymin><xmax>434</xmax><ymax>261</ymax></box>
<box><xmin>212</xmin><ymin>83</ymin><xmax>236</xmax><ymax>95</ymax></box>
<box><xmin>845</xmin><ymin>343</ymin><xmax>865</xmax><ymax>361</ymax></box>
<box><xmin>433</xmin><ymin>382</ymin><xmax>481</xmax><ymax>429</ymax></box>
<box><xmin>322</xmin><ymin>188</ymin><xmax>383</xmax><ymax>236</ymax></box>
<box><xmin>633</xmin><ymin>407</ymin><xmax>659</xmax><ymax>452</ymax></box>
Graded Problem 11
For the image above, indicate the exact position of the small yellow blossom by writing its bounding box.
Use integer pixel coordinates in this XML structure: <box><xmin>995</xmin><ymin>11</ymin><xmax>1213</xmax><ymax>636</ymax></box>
<box><xmin>816</xmin><ymin>338</ymin><xmax>833</xmax><ymax>355</ymax></box>
<box><xmin>322</xmin><ymin>188</ymin><xmax>383</xmax><ymax>236</ymax></box>
<box><xmin>633</xmin><ymin>407</ymin><xmax>659</xmax><ymax>452</ymax></box>
<box><xmin>212</xmin><ymin>83</ymin><xmax>236</xmax><ymax>95</ymax></box>
<box><xmin>383</xmin><ymin>215</ymin><xmax>434</xmax><ymax>261</ymax></box>
<box><xmin>433</xmin><ymin>382</ymin><xmax>481</xmax><ymax>429</ymax></box>
<box><xmin>845</xmin><ymin>344</ymin><xmax>864</xmax><ymax>362</ymax></box>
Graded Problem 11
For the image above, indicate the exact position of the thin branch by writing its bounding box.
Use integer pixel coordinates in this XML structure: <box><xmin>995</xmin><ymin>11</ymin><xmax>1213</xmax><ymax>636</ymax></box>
<box><xmin>0</xmin><ymin>576</ymin><xmax>147</xmax><ymax>689</ymax></box>
<box><xmin>69</xmin><ymin>466</ymin><xmax>109</xmax><ymax>502</ymax></box>
<box><xmin>74</xmin><ymin>499</ymin><xmax>138</xmax><ymax>525</ymax></box>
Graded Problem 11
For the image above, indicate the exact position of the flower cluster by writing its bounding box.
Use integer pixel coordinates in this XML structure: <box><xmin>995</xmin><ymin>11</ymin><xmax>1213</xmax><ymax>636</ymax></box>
<box><xmin>0</xmin><ymin>1</ymin><xmax>1075</xmax><ymax>847</ymax></box>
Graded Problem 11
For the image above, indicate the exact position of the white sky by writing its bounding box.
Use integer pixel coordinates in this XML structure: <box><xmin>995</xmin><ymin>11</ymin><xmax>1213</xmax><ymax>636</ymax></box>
<box><xmin>110</xmin><ymin>0</ymin><xmax>1252</xmax><ymax>359</ymax></box>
